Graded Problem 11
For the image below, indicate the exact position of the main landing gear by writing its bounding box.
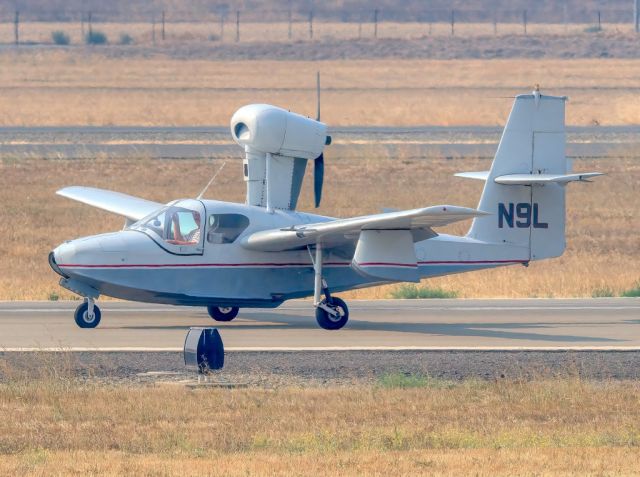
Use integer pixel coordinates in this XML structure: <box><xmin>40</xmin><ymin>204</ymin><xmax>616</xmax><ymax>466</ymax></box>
<box><xmin>74</xmin><ymin>297</ymin><xmax>101</xmax><ymax>328</ymax></box>
<box><xmin>207</xmin><ymin>306</ymin><xmax>239</xmax><ymax>322</ymax></box>
<box><xmin>311</xmin><ymin>243</ymin><xmax>349</xmax><ymax>330</ymax></box>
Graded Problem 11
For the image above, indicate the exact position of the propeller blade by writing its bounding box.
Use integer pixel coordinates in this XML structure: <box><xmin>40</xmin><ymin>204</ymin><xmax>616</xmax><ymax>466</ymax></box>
<box><xmin>314</xmin><ymin>153</ymin><xmax>324</xmax><ymax>208</ymax></box>
<box><xmin>316</xmin><ymin>71</ymin><xmax>321</xmax><ymax>121</ymax></box>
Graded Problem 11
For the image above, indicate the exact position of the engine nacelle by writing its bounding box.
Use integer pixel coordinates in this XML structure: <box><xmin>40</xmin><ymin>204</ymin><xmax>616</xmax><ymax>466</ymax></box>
<box><xmin>230</xmin><ymin>104</ymin><xmax>327</xmax><ymax>160</ymax></box>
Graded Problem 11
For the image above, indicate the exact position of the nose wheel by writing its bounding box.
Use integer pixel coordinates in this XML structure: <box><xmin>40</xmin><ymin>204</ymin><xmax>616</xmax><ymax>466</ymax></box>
<box><xmin>207</xmin><ymin>305</ymin><xmax>239</xmax><ymax>322</ymax></box>
<box><xmin>74</xmin><ymin>299</ymin><xmax>101</xmax><ymax>328</ymax></box>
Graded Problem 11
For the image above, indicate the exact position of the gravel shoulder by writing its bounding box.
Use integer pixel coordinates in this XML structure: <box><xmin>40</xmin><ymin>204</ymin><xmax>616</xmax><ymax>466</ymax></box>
<box><xmin>2</xmin><ymin>350</ymin><xmax>639</xmax><ymax>387</ymax></box>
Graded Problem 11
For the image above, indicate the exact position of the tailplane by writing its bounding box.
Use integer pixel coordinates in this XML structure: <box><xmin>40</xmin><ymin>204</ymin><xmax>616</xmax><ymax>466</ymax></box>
<box><xmin>456</xmin><ymin>91</ymin><xmax>602</xmax><ymax>260</ymax></box>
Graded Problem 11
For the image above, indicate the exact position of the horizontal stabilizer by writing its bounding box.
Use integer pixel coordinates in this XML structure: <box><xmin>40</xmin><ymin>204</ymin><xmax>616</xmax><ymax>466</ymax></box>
<box><xmin>454</xmin><ymin>171</ymin><xmax>490</xmax><ymax>181</ymax></box>
<box><xmin>57</xmin><ymin>186</ymin><xmax>163</xmax><ymax>222</ymax></box>
<box><xmin>456</xmin><ymin>171</ymin><xmax>603</xmax><ymax>185</ymax></box>
<box><xmin>494</xmin><ymin>172</ymin><xmax>603</xmax><ymax>185</ymax></box>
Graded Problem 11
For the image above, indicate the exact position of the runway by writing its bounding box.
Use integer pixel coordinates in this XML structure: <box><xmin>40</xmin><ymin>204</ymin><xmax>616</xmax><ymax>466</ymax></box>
<box><xmin>0</xmin><ymin>125</ymin><xmax>637</xmax><ymax>159</ymax></box>
<box><xmin>1</xmin><ymin>298</ymin><xmax>638</xmax><ymax>351</ymax></box>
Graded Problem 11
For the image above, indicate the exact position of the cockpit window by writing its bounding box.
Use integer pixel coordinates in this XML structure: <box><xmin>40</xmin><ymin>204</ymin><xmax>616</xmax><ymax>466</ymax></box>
<box><xmin>207</xmin><ymin>214</ymin><xmax>249</xmax><ymax>244</ymax></box>
<box><xmin>167</xmin><ymin>209</ymin><xmax>202</xmax><ymax>245</ymax></box>
<box><xmin>131</xmin><ymin>204</ymin><xmax>204</xmax><ymax>249</ymax></box>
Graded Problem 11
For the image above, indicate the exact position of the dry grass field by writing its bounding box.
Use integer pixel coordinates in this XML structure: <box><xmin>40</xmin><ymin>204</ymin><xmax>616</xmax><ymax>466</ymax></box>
<box><xmin>1</xmin><ymin>375</ymin><xmax>640</xmax><ymax>475</ymax></box>
<box><xmin>2</xmin><ymin>51</ymin><xmax>640</xmax><ymax>126</ymax></box>
<box><xmin>0</xmin><ymin>155</ymin><xmax>636</xmax><ymax>301</ymax></box>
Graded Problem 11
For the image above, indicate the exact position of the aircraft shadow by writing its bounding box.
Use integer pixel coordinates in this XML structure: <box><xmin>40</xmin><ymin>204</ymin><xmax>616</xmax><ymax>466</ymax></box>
<box><xmin>118</xmin><ymin>311</ymin><xmax>624</xmax><ymax>343</ymax></box>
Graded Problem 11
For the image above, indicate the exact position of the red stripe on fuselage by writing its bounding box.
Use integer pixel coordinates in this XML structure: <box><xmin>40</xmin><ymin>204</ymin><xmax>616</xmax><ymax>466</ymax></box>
<box><xmin>58</xmin><ymin>259</ymin><xmax>527</xmax><ymax>269</ymax></box>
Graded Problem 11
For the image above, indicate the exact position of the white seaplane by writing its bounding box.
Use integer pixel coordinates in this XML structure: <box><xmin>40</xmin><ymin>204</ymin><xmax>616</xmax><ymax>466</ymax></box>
<box><xmin>50</xmin><ymin>90</ymin><xmax>601</xmax><ymax>329</ymax></box>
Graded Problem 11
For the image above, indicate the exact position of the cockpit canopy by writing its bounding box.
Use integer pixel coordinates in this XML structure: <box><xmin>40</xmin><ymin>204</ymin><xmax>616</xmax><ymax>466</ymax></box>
<box><xmin>130</xmin><ymin>200</ymin><xmax>205</xmax><ymax>253</ymax></box>
<box><xmin>130</xmin><ymin>199</ymin><xmax>250</xmax><ymax>254</ymax></box>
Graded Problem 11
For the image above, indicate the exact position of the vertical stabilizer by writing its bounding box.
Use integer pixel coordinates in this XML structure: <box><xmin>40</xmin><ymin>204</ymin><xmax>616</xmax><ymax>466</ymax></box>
<box><xmin>466</xmin><ymin>92</ymin><xmax>568</xmax><ymax>260</ymax></box>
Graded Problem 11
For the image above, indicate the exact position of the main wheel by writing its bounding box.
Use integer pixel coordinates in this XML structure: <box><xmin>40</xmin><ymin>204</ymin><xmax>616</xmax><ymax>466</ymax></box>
<box><xmin>74</xmin><ymin>302</ymin><xmax>101</xmax><ymax>329</ymax></box>
<box><xmin>315</xmin><ymin>297</ymin><xmax>349</xmax><ymax>330</ymax></box>
<box><xmin>207</xmin><ymin>306</ymin><xmax>239</xmax><ymax>322</ymax></box>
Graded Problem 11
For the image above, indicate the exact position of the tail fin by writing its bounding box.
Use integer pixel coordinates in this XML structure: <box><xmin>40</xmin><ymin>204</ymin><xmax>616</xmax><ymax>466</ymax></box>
<box><xmin>457</xmin><ymin>91</ymin><xmax>601</xmax><ymax>261</ymax></box>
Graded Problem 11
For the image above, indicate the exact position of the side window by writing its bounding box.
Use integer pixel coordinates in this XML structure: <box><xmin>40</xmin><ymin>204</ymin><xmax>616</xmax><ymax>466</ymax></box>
<box><xmin>166</xmin><ymin>210</ymin><xmax>202</xmax><ymax>245</ymax></box>
<box><xmin>207</xmin><ymin>214</ymin><xmax>249</xmax><ymax>244</ymax></box>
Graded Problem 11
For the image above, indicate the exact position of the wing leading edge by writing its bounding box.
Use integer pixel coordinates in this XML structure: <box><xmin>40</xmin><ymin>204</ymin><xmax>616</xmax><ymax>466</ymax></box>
<box><xmin>56</xmin><ymin>186</ymin><xmax>163</xmax><ymax>222</ymax></box>
<box><xmin>241</xmin><ymin>205</ymin><xmax>488</xmax><ymax>252</ymax></box>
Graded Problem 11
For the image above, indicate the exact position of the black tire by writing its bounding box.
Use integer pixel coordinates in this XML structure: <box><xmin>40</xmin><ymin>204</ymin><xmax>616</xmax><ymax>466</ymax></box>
<box><xmin>74</xmin><ymin>302</ymin><xmax>101</xmax><ymax>329</ymax></box>
<box><xmin>315</xmin><ymin>297</ymin><xmax>349</xmax><ymax>330</ymax></box>
<box><xmin>207</xmin><ymin>306</ymin><xmax>239</xmax><ymax>322</ymax></box>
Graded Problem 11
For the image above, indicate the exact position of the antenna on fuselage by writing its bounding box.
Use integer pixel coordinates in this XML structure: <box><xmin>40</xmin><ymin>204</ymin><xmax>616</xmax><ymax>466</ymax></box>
<box><xmin>196</xmin><ymin>161</ymin><xmax>226</xmax><ymax>200</ymax></box>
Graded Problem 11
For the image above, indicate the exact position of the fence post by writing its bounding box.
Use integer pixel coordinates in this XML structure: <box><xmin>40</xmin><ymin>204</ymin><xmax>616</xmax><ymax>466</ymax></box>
<box><xmin>373</xmin><ymin>9</ymin><xmax>378</xmax><ymax>38</ymax></box>
<box><xmin>81</xmin><ymin>12</ymin><xmax>85</xmax><ymax>38</ymax></box>
<box><xmin>236</xmin><ymin>10</ymin><xmax>240</xmax><ymax>42</ymax></box>
<box><xmin>450</xmin><ymin>9</ymin><xmax>455</xmax><ymax>36</ymax></box>
<box><xmin>288</xmin><ymin>7</ymin><xmax>292</xmax><ymax>40</ymax></box>
<box><xmin>493</xmin><ymin>12</ymin><xmax>497</xmax><ymax>35</ymax></box>
<box><xmin>597</xmin><ymin>11</ymin><xmax>601</xmax><ymax>31</ymax></box>
<box><xmin>523</xmin><ymin>9</ymin><xmax>527</xmax><ymax>35</ymax></box>
<box><xmin>220</xmin><ymin>14</ymin><xmax>224</xmax><ymax>41</ymax></box>
<box><xmin>162</xmin><ymin>11</ymin><xmax>166</xmax><ymax>40</ymax></box>
<box><xmin>636</xmin><ymin>0</ymin><xmax>640</xmax><ymax>33</ymax></box>
<box><xmin>152</xmin><ymin>14</ymin><xmax>156</xmax><ymax>44</ymax></box>
<box><xmin>14</xmin><ymin>11</ymin><xmax>19</xmax><ymax>45</ymax></box>
<box><xmin>309</xmin><ymin>10</ymin><xmax>313</xmax><ymax>39</ymax></box>
<box><xmin>88</xmin><ymin>12</ymin><xmax>92</xmax><ymax>37</ymax></box>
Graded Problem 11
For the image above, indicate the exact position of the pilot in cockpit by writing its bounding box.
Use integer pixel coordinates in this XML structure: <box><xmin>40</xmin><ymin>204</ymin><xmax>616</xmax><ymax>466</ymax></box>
<box><xmin>169</xmin><ymin>211</ymin><xmax>201</xmax><ymax>245</ymax></box>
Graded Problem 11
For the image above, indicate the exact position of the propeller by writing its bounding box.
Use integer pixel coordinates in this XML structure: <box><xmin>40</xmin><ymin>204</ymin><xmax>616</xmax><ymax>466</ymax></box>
<box><xmin>313</xmin><ymin>152</ymin><xmax>324</xmax><ymax>208</ymax></box>
<box><xmin>313</xmin><ymin>71</ymin><xmax>326</xmax><ymax>208</ymax></box>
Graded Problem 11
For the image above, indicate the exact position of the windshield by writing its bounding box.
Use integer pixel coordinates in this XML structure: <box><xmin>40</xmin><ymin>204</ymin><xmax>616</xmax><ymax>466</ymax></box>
<box><xmin>131</xmin><ymin>202</ymin><xmax>204</xmax><ymax>249</ymax></box>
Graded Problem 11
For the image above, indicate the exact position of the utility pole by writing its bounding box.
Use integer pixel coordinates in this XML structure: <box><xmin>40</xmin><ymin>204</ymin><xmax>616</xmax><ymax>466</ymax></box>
<box><xmin>450</xmin><ymin>9</ymin><xmax>455</xmax><ymax>36</ymax></box>
<box><xmin>373</xmin><ymin>9</ymin><xmax>378</xmax><ymax>38</ymax></box>
<box><xmin>236</xmin><ymin>10</ymin><xmax>240</xmax><ymax>42</ymax></box>
<box><xmin>14</xmin><ymin>11</ymin><xmax>19</xmax><ymax>45</ymax></box>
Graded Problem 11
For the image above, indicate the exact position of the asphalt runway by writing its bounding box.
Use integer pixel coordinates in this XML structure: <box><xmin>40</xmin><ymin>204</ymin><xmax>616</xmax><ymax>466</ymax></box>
<box><xmin>1</xmin><ymin>298</ymin><xmax>638</xmax><ymax>351</ymax></box>
<box><xmin>1</xmin><ymin>125</ymin><xmax>637</xmax><ymax>159</ymax></box>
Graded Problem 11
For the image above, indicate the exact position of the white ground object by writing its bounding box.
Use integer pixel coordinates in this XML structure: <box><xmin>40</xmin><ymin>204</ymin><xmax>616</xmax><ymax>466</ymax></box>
<box><xmin>50</xmin><ymin>91</ymin><xmax>602</xmax><ymax>330</ymax></box>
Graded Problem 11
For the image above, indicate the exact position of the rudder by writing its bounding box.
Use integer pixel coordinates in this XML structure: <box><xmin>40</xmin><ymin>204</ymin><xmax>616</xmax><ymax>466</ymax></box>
<box><xmin>461</xmin><ymin>92</ymin><xmax>568</xmax><ymax>260</ymax></box>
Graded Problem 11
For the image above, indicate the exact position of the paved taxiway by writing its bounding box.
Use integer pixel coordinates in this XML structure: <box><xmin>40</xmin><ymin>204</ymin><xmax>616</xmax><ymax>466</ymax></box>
<box><xmin>1</xmin><ymin>299</ymin><xmax>638</xmax><ymax>350</ymax></box>
<box><xmin>0</xmin><ymin>125</ymin><xmax>636</xmax><ymax>159</ymax></box>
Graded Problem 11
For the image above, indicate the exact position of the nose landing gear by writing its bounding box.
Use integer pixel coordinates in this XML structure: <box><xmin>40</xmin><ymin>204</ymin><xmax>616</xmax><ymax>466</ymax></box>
<box><xmin>207</xmin><ymin>306</ymin><xmax>239</xmax><ymax>322</ymax></box>
<box><xmin>74</xmin><ymin>298</ymin><xmax>101</xmax><ymax>328</ymax></box>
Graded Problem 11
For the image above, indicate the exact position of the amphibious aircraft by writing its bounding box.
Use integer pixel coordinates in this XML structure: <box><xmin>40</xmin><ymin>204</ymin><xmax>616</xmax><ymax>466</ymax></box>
<box><xmin>50</xmin><ymin>90</ymin><xmax>601</xmax><ymax>329</ymax></box>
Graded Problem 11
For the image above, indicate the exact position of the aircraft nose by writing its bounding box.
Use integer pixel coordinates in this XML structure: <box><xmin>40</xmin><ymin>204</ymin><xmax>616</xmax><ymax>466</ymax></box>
<box><xmin>48</xmin><ymin>250</ymin><xmax>67</xmax><ymax>278</ymax></box>
<box><xmin>49</xmin><ymin>241</ymin><xmax>77</xmax><ymax>277</ymax></box>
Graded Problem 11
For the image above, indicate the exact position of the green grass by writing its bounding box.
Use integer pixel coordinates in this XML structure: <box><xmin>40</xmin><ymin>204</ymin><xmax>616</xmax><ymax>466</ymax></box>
<box><xmin>621</xmin><ymin>281</ymin><xmax>640</xmax><ymax>298</ymax></box>
<box><xmin>390</xmin><ymin>284</ymin><xmax>457</xmax><ymax>299</ymax></box>
<box><xmin>377</xmin><ymin>372</ymin><xmax>453</xmax><ymax>389</ymax></box>
<box><xmin>592</xmin><ymin>286</ymin><xmax>615</xmax><ymax>298</ymax></box>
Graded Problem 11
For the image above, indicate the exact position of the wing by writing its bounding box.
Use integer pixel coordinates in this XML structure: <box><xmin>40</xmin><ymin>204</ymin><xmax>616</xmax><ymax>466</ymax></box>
<box><xmin>56</xmin><ymin>186</ymin><xmax>163</xmax><ymax>222</ymax></box>
<box><xmin>241</xmin><ymin>205</ymin><xmax>488</xmax><ymax>252</ymax></box>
